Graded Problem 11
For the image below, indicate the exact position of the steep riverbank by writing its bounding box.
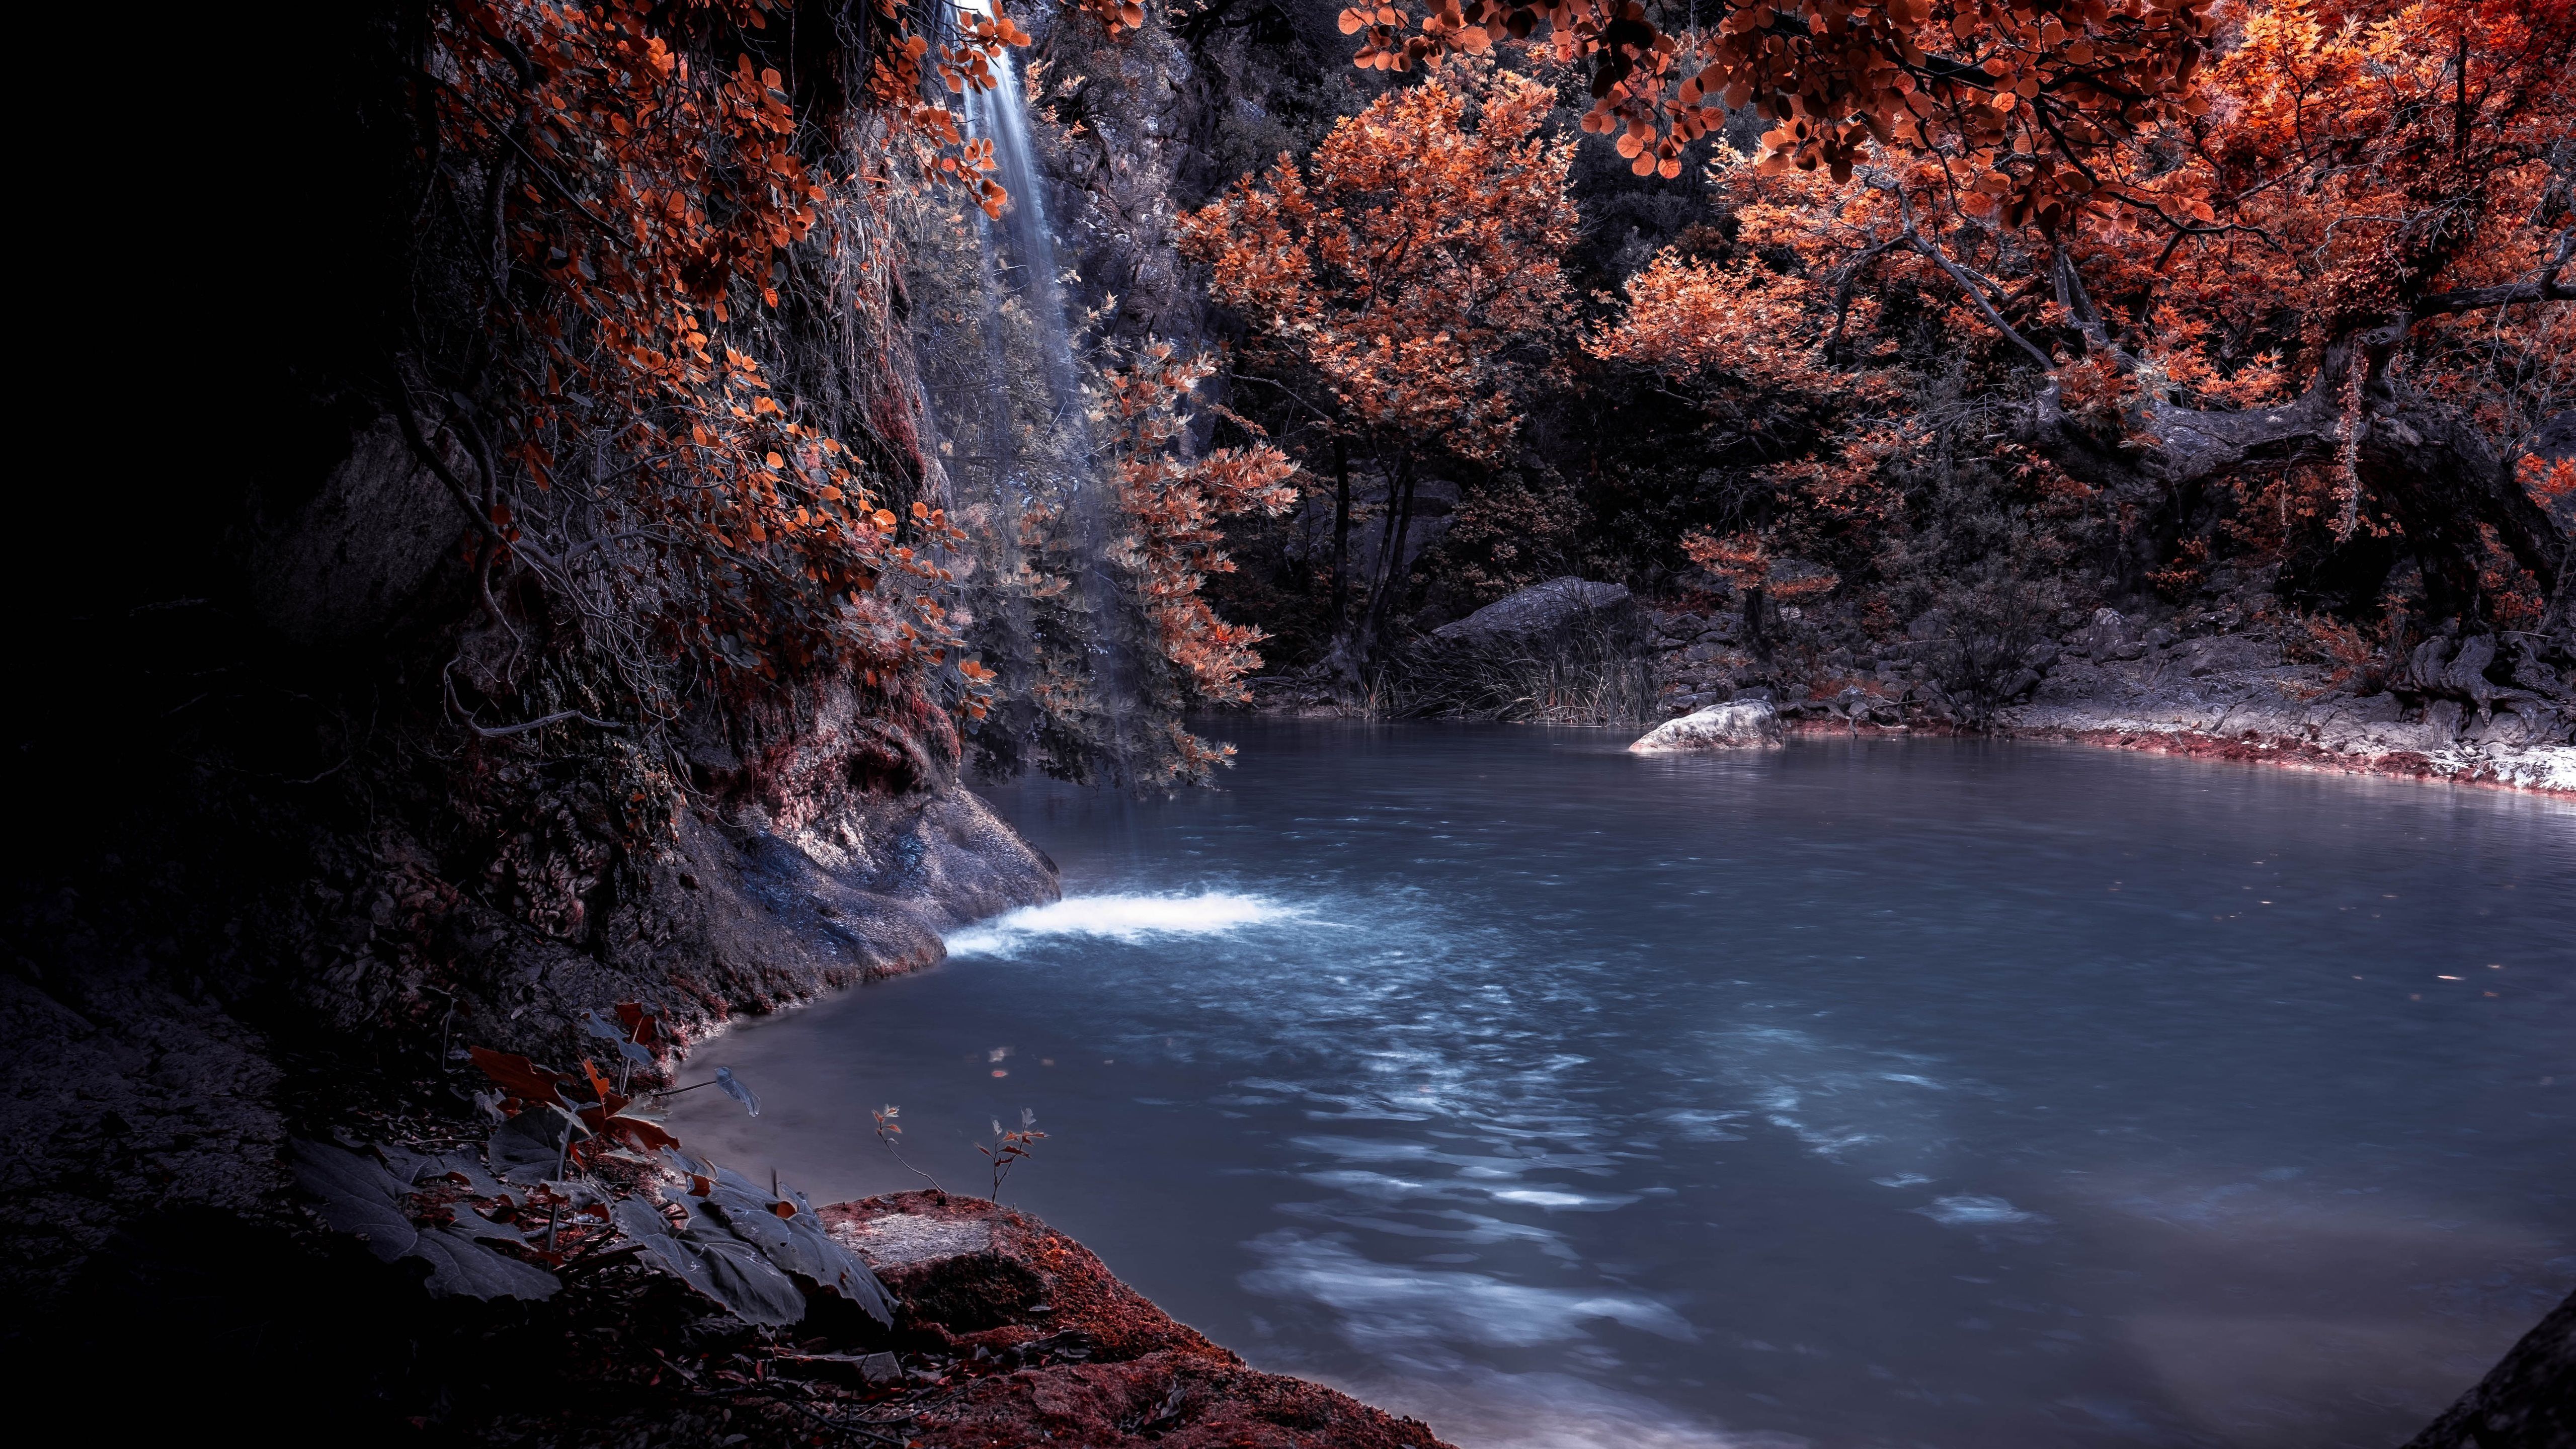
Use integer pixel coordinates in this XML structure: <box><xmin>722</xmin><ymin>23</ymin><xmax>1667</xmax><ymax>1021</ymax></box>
<box><xmin>0</xmin><ymin>761</ymin><xmax>1058</xmax><ymax>1425</ymax></box>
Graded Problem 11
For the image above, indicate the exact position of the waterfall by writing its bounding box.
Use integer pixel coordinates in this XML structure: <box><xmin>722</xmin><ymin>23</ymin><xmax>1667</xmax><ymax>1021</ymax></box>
<box><xmin>946</xmin><ymin>4</ymin><xmax>1145</xmax><ymax>781</ymax></box>
<box><xmin>960</xmin><ymin>11</ymin><xmax>1083</xmax><ymax>420</ymax></box>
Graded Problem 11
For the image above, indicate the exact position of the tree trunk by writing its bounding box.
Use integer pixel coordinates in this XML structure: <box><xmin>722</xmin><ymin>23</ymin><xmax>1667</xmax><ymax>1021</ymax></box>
<box><xmin>1354</xmin><ymin>455</ymin><xmax>1420</xmax><ymax>669</ymax></box>
<box><xmin>2028</xmin><ymin>332</ymin><xmax>2569</xmax><ymax>646</ymax></box>
<box><xmin>1329</xmin><ymin>435</ymin><xmax>1353</xmax><ymax>626</ymax></box>
<box><xmin>1325</xmin><ymin>449</ymin><xmax>1405</xmax><ymax>696</ymax></box>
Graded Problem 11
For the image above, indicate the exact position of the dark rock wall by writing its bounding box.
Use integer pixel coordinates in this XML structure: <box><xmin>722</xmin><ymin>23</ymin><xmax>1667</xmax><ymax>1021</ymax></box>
<box><xmin>3</xmin><ymin>1</ymin><xmax>1059</xmax><ymax>1324</ymax></box>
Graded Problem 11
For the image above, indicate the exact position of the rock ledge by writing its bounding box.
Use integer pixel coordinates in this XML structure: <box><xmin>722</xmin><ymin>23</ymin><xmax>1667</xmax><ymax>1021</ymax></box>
<box><xmin>819</xmin><ymin>1191</ymin><xmax>1455</xmax><ymax>1449</ymax></box>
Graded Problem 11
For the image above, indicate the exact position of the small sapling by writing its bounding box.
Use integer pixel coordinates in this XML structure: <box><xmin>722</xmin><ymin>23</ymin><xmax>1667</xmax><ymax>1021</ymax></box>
<box><xmin>872</xmin><ymin>1104</ymin><xmax>943</xmax><ymax>1192</ymax></box>
<box><xmin>978</xmin><ymin>1108</ymin><xmax>1048</xmax><ymax>1202</ymax></box>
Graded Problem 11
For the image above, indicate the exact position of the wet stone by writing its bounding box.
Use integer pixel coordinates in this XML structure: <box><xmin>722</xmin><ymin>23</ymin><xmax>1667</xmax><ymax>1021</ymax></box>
<box><xmin>833</xmin><ymin>1212</ymin><xmax>993</xmax><ymax>1268</ymax></box>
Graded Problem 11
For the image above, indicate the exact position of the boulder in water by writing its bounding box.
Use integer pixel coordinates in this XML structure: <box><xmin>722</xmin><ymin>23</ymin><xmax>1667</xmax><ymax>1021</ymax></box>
<box><xmin>1629</xmin><ymin>700</ymin><xmax>1785</xmax><ymax>752</ymax></box>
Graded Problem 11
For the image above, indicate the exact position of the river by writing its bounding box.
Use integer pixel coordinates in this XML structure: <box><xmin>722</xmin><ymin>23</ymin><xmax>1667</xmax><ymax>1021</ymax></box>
<box><xmin>668</xmin><ymin>723</ymin><xmax>2574</xmax><ymax>1448</ymax></box>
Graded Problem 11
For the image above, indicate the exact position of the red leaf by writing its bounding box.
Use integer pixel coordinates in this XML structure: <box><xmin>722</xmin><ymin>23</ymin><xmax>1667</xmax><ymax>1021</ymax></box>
<box><xmin>469</xmin><ymin>1047</ymin><xmax>570</xmax><ymax>1107</ymax></box>
<box><xmin>600</xmin><ymin>1115</ymin><xmax>682</xmax><ymax>1153</ymax></box>
<box><xmin>612</xmin><ymin>1002</ymin><xmax>663</xmax><ymax>1044</ymax></box>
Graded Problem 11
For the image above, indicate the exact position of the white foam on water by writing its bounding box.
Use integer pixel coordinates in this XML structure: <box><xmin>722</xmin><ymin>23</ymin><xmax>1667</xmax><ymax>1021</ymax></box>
<box><xmin>1914</xmin><ymin>1193</ymin><xmax>2050</xmax><ymax>1227</ymax></box>
<box><xmin>1489</xmin><ymin>1188</ymin><xmax>1595</xmax><ymax>1209</ymax></box>
<box><xmin>1299</xmin><ymin>1169</ymin><xmax>1443</xmax><ymax>1202</ymax></box>
<box><xmin>944</xmin><ymin>891</ymin><xmax>1303</xmax><ymax>957</ymax></box>
<box><xmin>1488</xmin><ymin>1187</ymin><xmax>1639</xmax><ymax>1211</ymax></box>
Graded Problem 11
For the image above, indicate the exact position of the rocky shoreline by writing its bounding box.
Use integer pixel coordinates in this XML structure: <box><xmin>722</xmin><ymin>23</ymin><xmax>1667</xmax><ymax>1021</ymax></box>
<box><xmin>1989</xmin><ymin>608</ymin><xmax>2572</xmax><ymax>794</ymax></box>
<box><xmin>1643</xmin><ymin>593</ymin><xmax>2573</xmax><ymax>795</ymax></box>
<box><xmin>0</xmin><ymin>775</ymin><xmax>1059</xmax><ymax>1302</ymax></box>
<box><xmin>813</xmin><ymin>1191</ymin><xmax>1451</xmax><ymax>1449</ymax></box>
<box><xmin>4</xmin><ymin>754</ymin><xmax>1475</xmax><ymax>1446</ymax></box>
<box><xmin>357</xmin><ymin>1179</ymin><xmax>1456</xmax><ymax>1448</ymax></box>
<box><xmin>1772</xmin><ymin>661</ymin><xmax>2576</xmax><ymax>796</ymax></box>
<box><xmin>1987</xmin><ymin>713</ymin><xmax>2575</xmax><ymax>794</ymax></box>
<box><xmin>1251</xmin><ymin>578</ymin><xmax>2573</xmax><ymax>796</ymax></box>
<box><xmin>1689</xmin><ymin>601</ymin><xmax>2555</xmax><ymax>794</ymax></box>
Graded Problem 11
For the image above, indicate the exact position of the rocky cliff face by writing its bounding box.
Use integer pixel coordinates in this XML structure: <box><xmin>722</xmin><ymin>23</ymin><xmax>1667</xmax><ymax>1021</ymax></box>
<box><xmin>4</xmin><ymin>0</ymin><xmax>1063</xmax><ymax>1346</ymax></box>
<box><xmin>3</xmin><ymin>1</ymin><xmax>1333</xmax><ymax>1420</ymax></box>
<box><xmin>1</xmin><ymin>623</ymin><xmax>1059</xmax><ymax>1310</ymax></box>
<box><xmin>4</xmin><ymin>413</ymin><xmax>1061</xmax><ymax>1422</ymax></box>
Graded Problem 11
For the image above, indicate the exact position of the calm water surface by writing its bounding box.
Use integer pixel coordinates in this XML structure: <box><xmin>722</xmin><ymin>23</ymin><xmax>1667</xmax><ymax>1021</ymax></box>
<box><xmin>671</xmin><ymin>725</ymin><xmax>2575</xmax><ymax>1449</ymax></box>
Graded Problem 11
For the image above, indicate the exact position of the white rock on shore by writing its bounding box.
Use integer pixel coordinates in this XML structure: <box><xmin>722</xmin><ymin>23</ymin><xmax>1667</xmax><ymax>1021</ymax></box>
<box><xmin>1629</xmin><ymin>700</ymin><xmax>1786</xmax><ymax>752</ymax></box>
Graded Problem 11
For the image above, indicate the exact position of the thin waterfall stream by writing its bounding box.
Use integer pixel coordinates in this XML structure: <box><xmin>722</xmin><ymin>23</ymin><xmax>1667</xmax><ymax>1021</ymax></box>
<box><xmin>953</xmin><ymin>5</ymin><xmax>1143</xmax><ymax>776</ymax></box>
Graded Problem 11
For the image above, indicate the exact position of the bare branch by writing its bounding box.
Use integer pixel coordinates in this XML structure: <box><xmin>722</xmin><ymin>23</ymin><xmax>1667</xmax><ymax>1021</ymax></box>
<box><xmin>1902</xmin><ymin>227</ymin><xmax>2057</xmax><ymax>373</ymax></box>
<box><xmin>390</xmin><ymin>364</ymin><xmax>499</xmax><ymax>538</ymax></box>
<box><xmin>2412</xmin><ymin>228</ymin><xmax>2575</xmax><ymax>318</ymax></box>
<box><xmin>459</xmin><ymin>709</ymin><xmax>629</xmax><ymax>738</ymax></box>
<box><xmin>2051</xmin><ymin>248</ymin><xmax>2137</xmax><ymax>370</ymax></box>
<box><xmin>1825</xmin><ymin>234</ymin><xmax>1906</xmax><ymax>358</ymax></box>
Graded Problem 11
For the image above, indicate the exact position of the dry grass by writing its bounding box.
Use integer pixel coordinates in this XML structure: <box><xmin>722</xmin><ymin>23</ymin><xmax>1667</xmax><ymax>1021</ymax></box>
<box><xmin>1375</xmin><ymin>606</ymin><xmax>1657</xmax><ymax>725</ymax></box>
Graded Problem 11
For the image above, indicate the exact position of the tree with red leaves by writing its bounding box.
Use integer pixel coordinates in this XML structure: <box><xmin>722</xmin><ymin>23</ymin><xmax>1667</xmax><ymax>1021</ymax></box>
<box><xmin>1601</xmin><ymin>0</ymin><xmax>2572</xmax><ymax>639</ymax></box>
<box><xmin>1180</xmin><ymin>65</ymin><xmax>1580</xmax><ymax>680</ymax></box>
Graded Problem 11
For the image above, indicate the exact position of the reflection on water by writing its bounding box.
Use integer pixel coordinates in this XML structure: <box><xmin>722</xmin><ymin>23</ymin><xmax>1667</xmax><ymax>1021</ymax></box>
<box><xmin>670</xmin><ymin>724</ymin><xmax>2576</xmax><ymax>1448</ymax></box>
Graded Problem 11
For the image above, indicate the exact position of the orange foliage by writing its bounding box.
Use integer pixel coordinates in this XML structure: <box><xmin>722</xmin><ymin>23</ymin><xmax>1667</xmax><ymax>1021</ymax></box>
<box><xmin>1594</xmin><ymin>165</ymin><xmax>1912</xmax><ymax>542</ymax></box>
<box><xmin>1072</xmin><ymin>0</ymin><xmax>1150</xmax><ymax>34</ymax></box>
<box><xmin>1601</xmin><ymin>0</ymin><xmax>2571</xmax><ymax>390</ymax></box>
<box><xmin>2477</xmin><ymin>525</ymin><xmax>2550</xmax><ymax>629</ymax></box>
<box><xmin>2145</xmin><ymin>535</ymin><xmax>2209</xmax><ymax>599</ymax></box>
<box><xmin>1759</xmin><ymin>427</ymin><xmax>1917</xmax><ymax>525</ymax></box>
<box><xmin>2220</xmin><ymin>464</ymin><xmax>2361</xmax><ymax>559</ymax></box>
<box><xmin>1179</xmin><ymin>68</ymin><xmax>1578</xmax><ymax>465</ymax></box>
<box><xmin>2130</xmin><ymin>0</ymin><xmax>2575</xmax><ymax>398</ymax></box>
<box><xmin>1600</xmin><ymin>0</ymin><xmax>2571</xmax><ymax>596</ymax></box>
<box><xmin>1094</xmin><ymin>344</ymin><xmax>1303</xmax><ymax>704</ymax></box>
<box><xmin>416</xmin><ymin>0</ymin><xmax>1048</xmax><ymax>722</ymax></box>
<box><xmin>2286</xmin><ymin>607</ymin><xmax>2382</xmax><ymax>688</ymax></box>
<box><xmin>1341</xmin><ymin>0</ymin><xmax>2220</xmax><ymax>222</ymax></box>
<box><xmin>1681</xmin><ymin>529</ymin><xmax>1840</xmax><ymax>600</ymax></box>
<box><xmin>866</xmin><ymin>0</ymin><xmax>1032</xmax><ymax>219</ymax></box>
<box><xmin>1589</xmin><ymin>251</ymin><xmax>1857</xmax><ymax>395</ymax></box>
<box><xmin>2523</xmin><ymin>455</ymin><xmax>2576</xmax><ymax>509</ymax></box>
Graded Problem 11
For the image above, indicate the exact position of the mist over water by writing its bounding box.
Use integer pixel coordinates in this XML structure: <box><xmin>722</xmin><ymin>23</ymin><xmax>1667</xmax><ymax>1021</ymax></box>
<box><xmin>671</xmin><ymin>723</ymin><xmax>2576</xmax><ymax>1448</ymax></box>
